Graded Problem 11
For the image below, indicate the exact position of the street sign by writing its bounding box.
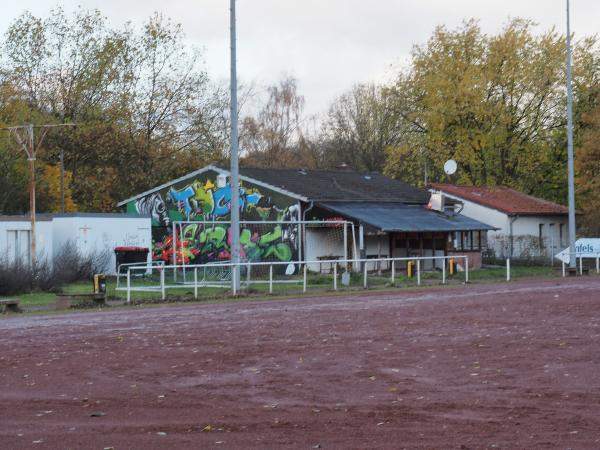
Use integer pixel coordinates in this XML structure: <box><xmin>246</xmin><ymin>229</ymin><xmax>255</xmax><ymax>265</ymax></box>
<box><xmin>554</xmin><ymin>238</ymin><xmax>600</xmax><ymax>263</ymax></box>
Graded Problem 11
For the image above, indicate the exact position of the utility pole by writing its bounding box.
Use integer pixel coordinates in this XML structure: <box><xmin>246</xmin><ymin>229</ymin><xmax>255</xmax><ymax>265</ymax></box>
<box><xmin>229</xmin><ymin>0</ymin><xmax>241</xmax><ymax>293</ymax></box>
<box><xmin>566</xmin><ymin>0</ymin><xmax>577</xmax><ymax>269</ymax></box>
<box><xmin>1</xmin><ymin>123</ymin><xmax>75</xmax><ymax>266</ymax></box>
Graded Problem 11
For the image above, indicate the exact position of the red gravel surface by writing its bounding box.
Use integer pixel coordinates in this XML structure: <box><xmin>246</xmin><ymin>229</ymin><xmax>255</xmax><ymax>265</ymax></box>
<box><xmin>2</xmin><ymin>277</ymin><xmax>600</xmax><ymax>449</ymax></box>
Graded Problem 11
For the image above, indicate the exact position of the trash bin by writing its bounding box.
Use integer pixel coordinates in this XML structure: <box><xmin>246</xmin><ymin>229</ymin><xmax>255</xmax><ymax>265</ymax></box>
<box><xmin>114</xmin><ymin>246</ymin><xmax>149</xmax><ymax>272</ymax></box>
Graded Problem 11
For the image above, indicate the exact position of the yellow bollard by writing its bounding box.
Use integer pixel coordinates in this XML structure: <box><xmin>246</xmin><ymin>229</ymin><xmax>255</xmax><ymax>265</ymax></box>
<box><xmin>449</xmin><ymin>258</ymin><xmax>454</xmax><ymax>275</ymax></box>
<box><xmin>407</xmin><ymin>260</ymin><xmax>413</xmax><ymax>278</ymax></box>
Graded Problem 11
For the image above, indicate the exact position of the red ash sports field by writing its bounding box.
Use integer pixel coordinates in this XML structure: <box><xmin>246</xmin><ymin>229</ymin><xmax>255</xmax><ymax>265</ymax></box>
<box><xmin>2</xmin><ymin>277</ymin><xmax>600</xmax><ymax>449</ymax></box>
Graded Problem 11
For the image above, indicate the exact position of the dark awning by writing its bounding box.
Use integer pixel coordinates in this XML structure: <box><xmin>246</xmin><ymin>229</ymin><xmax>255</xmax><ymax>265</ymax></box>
<box><xmin>318</xmin><ymin>202</ymin><xmax>495</xmax><ymax>232</ymax></box>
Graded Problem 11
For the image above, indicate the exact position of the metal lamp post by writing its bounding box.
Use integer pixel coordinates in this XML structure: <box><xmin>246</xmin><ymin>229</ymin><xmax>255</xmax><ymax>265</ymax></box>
<box><xmin>566</xmin><ymin>0</ymin><xmax>577</xmax><ymax>269</ymax></box>
<box><xmin>230</xmin><ymin>0</ymin><xmax>241</xmax><ymax>293</ymax></box>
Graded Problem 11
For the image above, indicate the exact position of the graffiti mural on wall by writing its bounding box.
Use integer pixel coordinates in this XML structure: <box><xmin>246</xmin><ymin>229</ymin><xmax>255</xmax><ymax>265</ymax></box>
<box><xmin>127</xmin><ymin>172</ymin><xmax>300</xmax><ymax>265</ymax></box>
<box><xmin>166</xmin><ymin>179</ymin><xmax>263</xmax><ymax>221</ymax></box>
<box><xmin>133</xmin><ymin>193</ymin><xmax>170</xmax><ymax>226</ymax></box>
<box><xmin>153</xmin><ymin>223</ymin><xmax>295</xmax><ymax>265</ymax></box>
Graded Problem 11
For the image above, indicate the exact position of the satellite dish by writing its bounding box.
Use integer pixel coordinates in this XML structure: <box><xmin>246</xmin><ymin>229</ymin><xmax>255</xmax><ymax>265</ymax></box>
<box><xmin>444</xmin><ymin>159</ymin><xmax>457</xmax><ymax>175</ymax></box>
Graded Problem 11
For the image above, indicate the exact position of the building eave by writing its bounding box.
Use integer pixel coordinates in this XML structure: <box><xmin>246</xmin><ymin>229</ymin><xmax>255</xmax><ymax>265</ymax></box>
<box><xmin>117</xmin><ymin>165</ymin><xmax>220</xmax><ymax>207</ymax></box>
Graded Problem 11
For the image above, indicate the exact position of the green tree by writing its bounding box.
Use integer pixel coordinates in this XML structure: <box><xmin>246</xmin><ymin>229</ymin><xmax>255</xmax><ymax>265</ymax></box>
<box><xmin>0</xmin><ymin>8</ymin><xmax>229</xmax><ymax>212</ymax></box>
<box><xmin>384</xmin><ymin>19</ymin><xmax>600</xmax><ymax>201</ymax></box>
<box><xmin>575</xmin><ymin>91</ymin><xmax>600</xmax><ymax>234</ymax></box>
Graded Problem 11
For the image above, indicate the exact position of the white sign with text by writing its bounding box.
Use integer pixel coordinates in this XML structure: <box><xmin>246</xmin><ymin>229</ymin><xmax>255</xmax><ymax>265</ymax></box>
<box><xmin>554</xmin><ymin>238</ymin><xmax>600</xmax><ymax>263</ymax></box>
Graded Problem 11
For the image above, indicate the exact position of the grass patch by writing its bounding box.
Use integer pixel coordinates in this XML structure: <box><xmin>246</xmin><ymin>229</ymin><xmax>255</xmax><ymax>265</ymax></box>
<box><xmin>4</xmin><ymin>264</ymin><xmax>570</xmax><ymax>311</ymax></box>
<box><xmin>469</xmin><ymin>265</ymin><xmax>556</xmax><ymax>280</ymax></box>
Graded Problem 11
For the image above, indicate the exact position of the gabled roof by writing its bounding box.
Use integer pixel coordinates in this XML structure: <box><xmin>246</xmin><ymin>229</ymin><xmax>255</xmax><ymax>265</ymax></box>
<box><xmin>319</xmin><ymin>202</ymin><xmax>495</xmax><ymax>232</ymax></box>
<box><xmin>429</xmin><ymin>184</ymin><xmax>569</xmax><ymax>216</ymax></box>
<box><xmin>238</xmin><ymin>167</ymin><xmax>430</xmax><ymax>203</ymax></box>
<box><xmin>0</xmin><ymin>213</ymin><xmax>149</xmax><ymax>222</ymax></box>
<box><xmin>118</xmin><ymin>164</ymin><xmax>431</xmax><ymax>206</ymax></box>
<box><xmin>117</xmin><ymin>164</ymin><xmax>308</xmax><ymax>206</ymax></box>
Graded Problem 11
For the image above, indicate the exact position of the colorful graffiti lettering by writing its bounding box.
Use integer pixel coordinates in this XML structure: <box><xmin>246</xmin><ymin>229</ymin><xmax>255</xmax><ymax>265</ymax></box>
<box><xmin>167</xmin><ymin>179</ymin><xmax>263</xmax><ymax>221</ymax></box>
<box><xmin>167</xmin><ymin>185</ymin><xmax>196</xmax><ymax>220</ymax></box>
<box><xmin>127</xmin><ymin>171</ymin><xmax>299</xmax><ymax>264</ymax></box>
<box><xmin>155</xmin><ymin>223</ymin><xmax>293</xmax><ymax>265</ymax></box>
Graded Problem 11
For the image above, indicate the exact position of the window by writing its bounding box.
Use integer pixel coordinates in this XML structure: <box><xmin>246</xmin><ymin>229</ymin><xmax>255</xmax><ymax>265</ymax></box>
<box><xmin>559</xmin><ymin>224</ymin><xmax>564</xmax><ymax>247</ymax></box>
<box><xmin>464</xmin><ymin>231</ymin><xmax>472</xmax><ymax>250</ymax></box>
<box><xmin>539</xmin><ymin>224</ymin><xmax>545</xmax><ymax>249</ymax></box>
<box><xmin>7</xmin><ymin>229</ymin><xmax>30</xmax><ymax>264</ymax></box>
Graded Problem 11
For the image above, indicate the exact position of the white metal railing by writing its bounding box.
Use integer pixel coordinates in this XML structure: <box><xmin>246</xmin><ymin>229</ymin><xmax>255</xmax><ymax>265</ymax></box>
<box><xmin>115</xmin><ymin>255</ymin><xmax>470</xmax><ymax>303</ymax></box>
<box><xmin>115</xmin><ymin>260</ymin><xmax>165</xmax><ymax>290</ymax></box>
<box><xmin>171</xmin><ymin>219</ymin><xmax>357</xmax><ymax>283</ymax></box>
<box><xmin>561</xmin><ymin>256</ymin><xmax>600</xmax><ymax>277</ymax></box>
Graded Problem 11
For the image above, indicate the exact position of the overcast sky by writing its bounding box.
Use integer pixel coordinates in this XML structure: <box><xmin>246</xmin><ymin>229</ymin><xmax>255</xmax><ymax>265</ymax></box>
<box><xmin>1</xmin><ymin>1</ymin><xmax>599</xmax><ymax>115</ymax></box>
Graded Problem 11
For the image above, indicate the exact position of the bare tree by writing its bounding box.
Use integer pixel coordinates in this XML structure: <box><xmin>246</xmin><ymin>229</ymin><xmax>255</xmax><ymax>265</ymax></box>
<box><xmin>318</xmin><ymin>83</ymin><xmax>403</xmax><ymax>172</ymax></box>
<box><xmin>240</xmin><ymin>76</ymin><xmax>316</xmax><ymax>168</ymax></box>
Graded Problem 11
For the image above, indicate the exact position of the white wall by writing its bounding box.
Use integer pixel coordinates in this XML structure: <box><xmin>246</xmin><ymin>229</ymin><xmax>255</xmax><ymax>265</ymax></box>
<box><xmin>439</xmin><ymin>192</ymin><xmax>569</xmax><ymax>259</ymax></box>
<box><xmin>53</xmin><ymin>215</ymin><xmax>152</xmax><ymax>274</ymax></box>
<box><xmin>364</xmin><ymin>234</ymin><xmax>390</xmax><ymax>271</ymax></box>
<box><xmin>0</xmin><ymin>219</ymin><xmax>53</xmax><ymax>264</ymax></box>
<box><xmin>305</xmin><ymin>228</ymin><xmax>349</xmax><ymax>273</ymax></box>
<box><xmin>0</xmin><ymin>214</ymin><xmax>151</xmax><ymax>274</ymax></box>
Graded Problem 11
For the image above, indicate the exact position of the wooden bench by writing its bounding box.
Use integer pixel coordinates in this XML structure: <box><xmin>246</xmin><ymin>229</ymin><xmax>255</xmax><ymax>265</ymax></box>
<box><xmin>0</xmin><ymin>298</ymin><xmax>22</xmax><ymax>313</ymax></box>
<box><xmin>55</xmin><ymin>293</ymin><xmax>106</xmax><ymax>310</ymax></box>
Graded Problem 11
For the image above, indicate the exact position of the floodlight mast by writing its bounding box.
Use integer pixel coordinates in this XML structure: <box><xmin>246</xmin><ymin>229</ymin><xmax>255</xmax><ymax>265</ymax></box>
<box><xmin>566</xmin><ymin>0</ymin><xmax>577</xmax><ymax>269</ymax></box>
<box><xmin>230</xmin><ymin>0</ymin><xmax>241</xmax><ymax>293</ymax></box>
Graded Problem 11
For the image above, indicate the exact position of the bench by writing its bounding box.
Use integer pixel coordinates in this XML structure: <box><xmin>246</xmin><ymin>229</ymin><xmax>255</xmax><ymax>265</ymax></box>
<box><xmin>567</xmin><ymin>267</ymin><xmax>589</xmax><ymax>276</ymax></box>
<box><xmin>0</xmin><ymin>298</ymin><xmax>22</xmax><ymax>313</ymax></box>
<box><xmin>55</xmin><ymin>293</ymin><xmax>106</xmax><ymax>310</ymax></box>
<box><xmin>316</xmin><ymin>256</ymin><xmax>342</xmax><ymax>274</ymax></box>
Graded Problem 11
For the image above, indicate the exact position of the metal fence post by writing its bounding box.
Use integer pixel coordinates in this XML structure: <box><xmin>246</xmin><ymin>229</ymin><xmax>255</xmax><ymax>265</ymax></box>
<box><xmin>303</xmin><ymin>264</ymin><xmax>307</xmax><ymax>293</ymax></box>
<box><xmin>126</xmin><ymin>268</ymin><xmax>131</xmax><ymax>304</ymax></box>
<box><xmin>417</xmin><ymin>259</ymin><xmax>421</xmax><ymax>286</ymax></box>
<box><xmin>506</xmin><ymin>258</ymin><xmax>511</xmax><ymax>281</ymax></box>
<box><xmin>246</xmin><ymin>263</ymin><xmax>251</xmax><ymax>290</ymax></box>
<box><xmin>596</xmin><ymin>257</ymin><xmax>599</xmax><ymax>274</ymax></box>
<box><xmin>391</xmin><ymin>260</ymin><xmax>395</xmax><ymax>285</ymax></box>
<box><xmin>562</xmin><ymin>261</ymin><xmax>566</xmax><ymax>277</ymax></box>
<box><xmin>343</xmin><ymin>223</ymin><xmax>348</xmax><ymax>270</ymax></box>
<box><xmin>160</xmin><ymin>268</ymin><xmax>165</xmax><ymax>300</ymax></box>
<box><xmin>233</xmin><ymin>262</ymin><xmax>238</xmax><ymax>296</ymax></box>
<box><xmin>172</xmin><ymin>222</ymin><xmax>177</xmax><ymax>284</ymax></box>
<box><xmin>194</xmin><ymin>267</ymin><xmax>198</xmax><ymax>299</ymax></box>
<box><xmin>442</xmin><ymin>258</ymin><xmax>446</xmax><ymax>284</ymax></box>
<box><xmin>269</xmin><ymin>265</ymin><xmax>273</xmax><ymax>294</ymax></box>
<box><xmin>579</xmin><ymin>256</ymin><xmax>583</xmax><ymax>275</ymax></box>
<box><xmin>465</xmin><ymin>257</ymin><xmax>469</xmax><ymax>283</ymax></box>
<box><xmin>363</xmin><ymin>263</ymin><xmax>368</xmax><ymax>289</ymax></box>
<box><xmin>333</xmin><ymin>263</ymin><xmax>338</xmax><ymax>291</ymax></box>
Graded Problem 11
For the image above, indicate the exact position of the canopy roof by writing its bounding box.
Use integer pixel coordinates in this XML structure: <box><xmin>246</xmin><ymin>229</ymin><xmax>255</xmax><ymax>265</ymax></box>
<box><xmin>318</xmin><ymin>202</ymin><xmax>495</xmax><ymax>232</ymax></box>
